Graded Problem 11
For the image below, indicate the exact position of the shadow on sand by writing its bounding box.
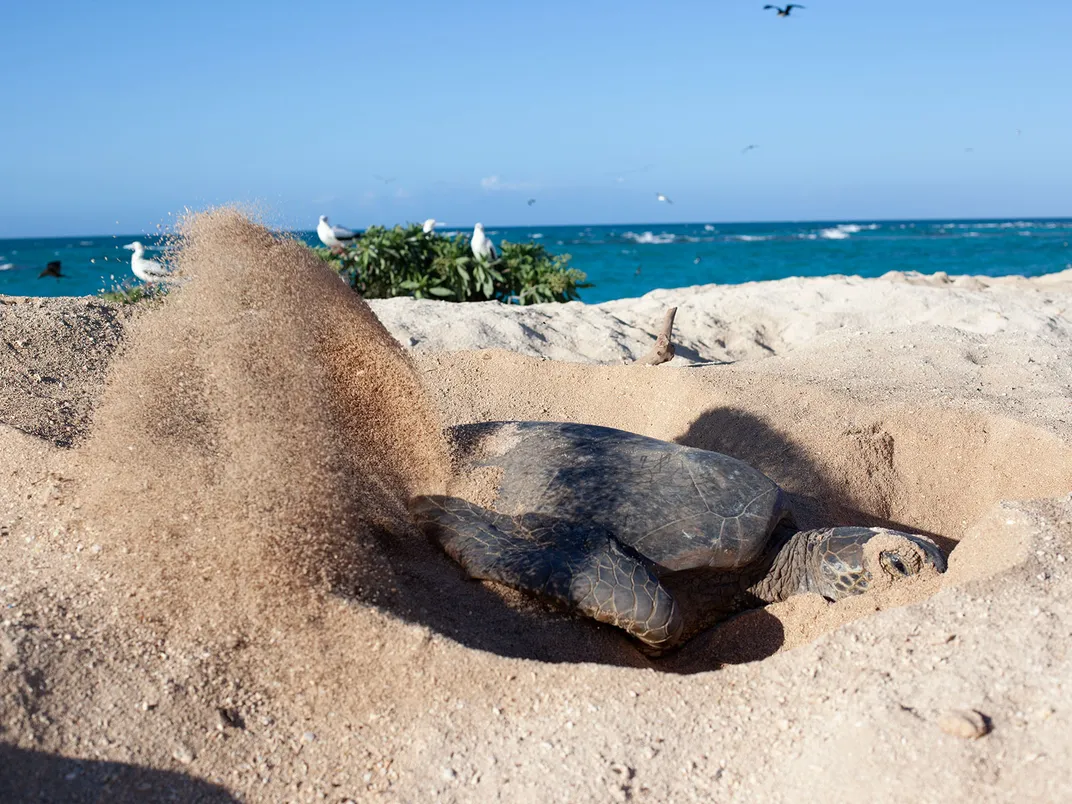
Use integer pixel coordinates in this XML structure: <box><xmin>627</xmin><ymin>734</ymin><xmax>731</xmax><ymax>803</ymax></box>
<box><xmin>0</xmin><ymin>743</ymin><xmax>238</xmax><ymax>804</ymax></box>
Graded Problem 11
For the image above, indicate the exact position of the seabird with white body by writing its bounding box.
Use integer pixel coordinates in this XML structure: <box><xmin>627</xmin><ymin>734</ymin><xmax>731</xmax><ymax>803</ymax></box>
<box><xmin>317</xmin><ymin>215</ymin><xmax>359</xmax><ymax>251</ymax></box>
<box><xmin>123</xmin><ymin>242</ymin><xmax>171</xmax><ymax>283</ymax></box>
<box><xmin>471</xmin><ymin>223</ymin><xmax>497</xmax><ymax>261</ymax></box>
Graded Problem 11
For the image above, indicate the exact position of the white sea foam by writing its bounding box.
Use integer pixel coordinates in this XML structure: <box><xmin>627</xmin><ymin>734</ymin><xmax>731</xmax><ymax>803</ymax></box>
<box><xmin>623</xmin><ymin>231</ymin><xmax>677</xmax><ymax>245</ymax></box>
<box><xmin>818</xmin><ymin>223</ymin><xmax>879</xmax><ymax>240</ymax></box>
<box><xmin>731</xmin><ymin>235</ymin><xmax>773</xmax><ymax>242</ymax></box>
<box><xmin>0</xmin><ymin>263</ymin><xmax>13</xmax><ymax>271</ymax></box>
<box><xmin>819</xmin><ymin>228</ymin><xmax>851</xmax><ymax>240</ymax></box>
<box><xmin>528</xmin><ymin>233</ymin><xmax>543</xmax><ymax>239</ymax></box>
<box><xmin>79</xmin><ymin>240</ymin><xmax>94</xmax><ymax>246</ymax></box>
<box><xmin>704</xmin><ymin>224</ymin><xmax>716</xmax><ymax>232</ymax></box>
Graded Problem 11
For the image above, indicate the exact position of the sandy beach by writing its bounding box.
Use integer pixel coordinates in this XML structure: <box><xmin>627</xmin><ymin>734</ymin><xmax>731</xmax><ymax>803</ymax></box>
<box><xmin>2</xmin><ymin>212</ymin><xmax>1071</xmax><ymax>802</ymax></box>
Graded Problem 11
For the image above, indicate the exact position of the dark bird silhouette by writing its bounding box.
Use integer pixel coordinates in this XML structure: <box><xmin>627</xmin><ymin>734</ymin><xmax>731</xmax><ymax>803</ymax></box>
<box><xmin>38</xmin><ymin>261</ymin><xmax>64</xmax><ymax>279</ymax></box>
<box><xmin>741</xmin><ymin>144</ymin><xmax>759</xmax><ymax>154</ymax></box>
<box><xmin>765</xmin><ymin>4</ymin><xmax>804</xmax><ymax>16</ymax></box>
<box><xmin>527</xmin><ymin>198</ymin><xmax>536</xmax><ymax>206</ymax></box>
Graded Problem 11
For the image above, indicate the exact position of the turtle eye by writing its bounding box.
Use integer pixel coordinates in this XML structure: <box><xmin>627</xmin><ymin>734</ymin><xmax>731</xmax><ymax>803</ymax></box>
<box><xmin>879</xmin><ymin>552</ymin><xmax>910</xmax><ymax>577</ymax></box>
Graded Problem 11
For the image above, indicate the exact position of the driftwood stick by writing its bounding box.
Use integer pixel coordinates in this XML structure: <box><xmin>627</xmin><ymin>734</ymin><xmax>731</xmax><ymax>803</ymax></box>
<box><xmin>634</xmin><ymin>307</ymin><xmax>677</xmax><ymax>366</ymax></box>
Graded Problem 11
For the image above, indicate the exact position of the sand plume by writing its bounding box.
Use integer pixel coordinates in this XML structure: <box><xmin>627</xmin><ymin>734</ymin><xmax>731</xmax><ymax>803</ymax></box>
<box><xmin>75</xmin><ymin>209</ymin><xmax>449</xmax><ymax>640</ymax></box>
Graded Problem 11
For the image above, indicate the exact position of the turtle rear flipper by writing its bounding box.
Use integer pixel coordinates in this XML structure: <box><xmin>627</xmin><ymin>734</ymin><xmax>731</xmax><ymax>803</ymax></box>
<box><xmin>413</xmin><ymin>495</ymin><xmax>683</xmax><ymax>650</ymax></box>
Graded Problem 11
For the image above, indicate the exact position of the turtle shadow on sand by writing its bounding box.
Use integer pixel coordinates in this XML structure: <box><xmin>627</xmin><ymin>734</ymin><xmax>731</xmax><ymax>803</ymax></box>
<box><xmin>676</xmin><ymin>407</ymin><xmax>953</xmax><ymax>555</ymax></box>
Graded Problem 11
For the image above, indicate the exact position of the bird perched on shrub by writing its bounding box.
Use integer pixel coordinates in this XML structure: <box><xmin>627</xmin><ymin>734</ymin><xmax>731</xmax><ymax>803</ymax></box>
<box><xmin>471</xmin><ymin>223</ymin><xmax>497</xmax><ymax>261</ymax></box>
<box><xmin>317</xmin><ymin>215</ymin><xmax>359</xmax><ymax>253</ymax></box>
<box><xmin>123</xmin><ymin>242</ymin><xmax>172</xmax><ymax>283</ymax></box>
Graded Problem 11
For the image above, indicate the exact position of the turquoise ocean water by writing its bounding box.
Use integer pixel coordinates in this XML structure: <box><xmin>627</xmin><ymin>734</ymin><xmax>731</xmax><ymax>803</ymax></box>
<box><xmin>2</xmin><ymin>219</ymin><xmax>1070</xmax><ymax>304</ymax></box>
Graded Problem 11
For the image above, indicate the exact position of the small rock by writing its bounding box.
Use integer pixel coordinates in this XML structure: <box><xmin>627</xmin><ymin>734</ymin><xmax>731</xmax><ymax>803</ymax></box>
<box><xmin>301</xmin><ymin>731</ymin><xmax>316</xmax><ymax>743</ymax></box>
<box><xmin>938</xmin><ymin>709</ymin><xmax>991</xmax><ymax>740</ymax></box>
<box><xmin>441</xmin><ymin>767</ymin><xmax>457</xmax><ymax>781</ymax></box>
<box><xmin>217</xmin><ymin>707</ymin><xmax>243</xmax><ymax>730</ymax></box>
<box><xmin>172</xmin><ymin>744</ymin><xmax>195</xmax><ymax>764</ymax></box>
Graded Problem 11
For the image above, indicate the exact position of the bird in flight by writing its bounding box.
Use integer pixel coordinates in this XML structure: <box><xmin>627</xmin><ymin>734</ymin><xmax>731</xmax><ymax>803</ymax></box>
<box><xmin>741</xmin><ymin>144</ymin><xmax>759</xmax><ymax>155</ymax></box>
<box><xmin>38</xmin><ymin>261</ymin><xmax>64</xmax><ymax>279</ymax></box>
<box><xmin>765</xmin><ymin>4</ymin><xmax>804</xmax><ymax>16</ymax></box>
<box><xmin>656</xmin><ymin>193</ymin><xmax>673</xmax><ymax>205</ymax></box>
<box><xmin>527</xmin><ymin>198</ymin><xmax>536</xmax><ymax>206</ymax></box>
<box><xmin>372</xmin><ymin>174</ymin><xmax>396</xmax><ymax>184</ymax></box>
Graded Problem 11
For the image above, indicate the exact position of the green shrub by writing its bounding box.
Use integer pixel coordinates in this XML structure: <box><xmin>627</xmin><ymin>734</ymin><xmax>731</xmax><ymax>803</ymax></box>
<box><xmin>98</xmin><ymin>278</ymin><xmax>168</xmax><ymax>305</ymax></box>
<box><xmin>315</xmin><ymin>224</ymin><xmax>588</xmax><ymax>304</ymax></box>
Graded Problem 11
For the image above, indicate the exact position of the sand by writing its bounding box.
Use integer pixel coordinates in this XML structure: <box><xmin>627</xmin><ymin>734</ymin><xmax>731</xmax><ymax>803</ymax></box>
<box><xmin>1</xmin><ymin>211</ymin><xmax>1071</xmax><ymax>802</ymax></box>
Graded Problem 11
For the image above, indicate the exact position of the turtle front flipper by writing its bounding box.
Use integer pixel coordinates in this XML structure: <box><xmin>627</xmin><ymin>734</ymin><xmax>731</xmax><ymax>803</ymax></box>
<box><xmin>412</xmin><ymin>495</ymin><xmax>684</xmax><ymax>650</ymax></box>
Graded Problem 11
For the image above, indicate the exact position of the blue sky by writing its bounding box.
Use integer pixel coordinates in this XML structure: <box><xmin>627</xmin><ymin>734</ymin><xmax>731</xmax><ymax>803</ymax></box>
<box><xmin>1</xmin><ymin>0</ymin><xmax>1069</xmax><ymax>237</ymax></box>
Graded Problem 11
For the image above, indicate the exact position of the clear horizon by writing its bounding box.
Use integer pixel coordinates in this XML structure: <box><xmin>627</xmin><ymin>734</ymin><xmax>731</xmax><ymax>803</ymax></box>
<box><xmin>3</xmin><ymin>1</ymin><xmax>1070</xmax><ymax>238</ymax></box>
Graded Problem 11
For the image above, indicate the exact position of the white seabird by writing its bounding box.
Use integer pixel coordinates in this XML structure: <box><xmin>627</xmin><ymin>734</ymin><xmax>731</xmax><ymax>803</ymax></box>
<box><xmin>317</xmin><ymin>215</ymin><xmax>358</xmax><ymax>251</ymax></box>
<box><xmin>471</xmin><ymin>223</ymin><xmax>497</xmax><ymax>261</ymax></box>
<box><xmin>656</xmin><ymin>193</ymin><xmax>673</xmax><ymax>205</ymax></box>
<box><xmin>123</xmin><ymin>242</ymin><xmax>171</xmax><ymax>283</ymax></box>
<box><xmin>423</xmin><ymin>218</ymin><xmax>438</xmax><ymax>234</ymax></box>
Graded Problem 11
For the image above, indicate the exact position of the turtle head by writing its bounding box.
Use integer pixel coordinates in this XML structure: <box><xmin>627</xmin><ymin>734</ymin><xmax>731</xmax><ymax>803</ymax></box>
<box><xmin>801</xmin><ymin>527</ymin><xmax>946</xmax><ymax>601</ymax></box>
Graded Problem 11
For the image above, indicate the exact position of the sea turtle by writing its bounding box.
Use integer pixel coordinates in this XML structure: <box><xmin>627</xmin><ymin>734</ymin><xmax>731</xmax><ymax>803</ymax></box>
<box><xmin>413</xmin><ymin>421</ymin><xmax>946</xmax><ymax>651</ymax></box>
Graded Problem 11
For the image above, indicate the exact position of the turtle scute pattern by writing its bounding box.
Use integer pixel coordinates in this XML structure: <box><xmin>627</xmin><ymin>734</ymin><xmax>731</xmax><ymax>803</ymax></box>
<box><xmin>468</xmin><ymin>421</ymin><xmax>790</xmax><ymax>572</ymax></box>
<box><xmin>413</xmin><ymin>495</ymin><xmax>684</xmax><ymax>649</ymax></box>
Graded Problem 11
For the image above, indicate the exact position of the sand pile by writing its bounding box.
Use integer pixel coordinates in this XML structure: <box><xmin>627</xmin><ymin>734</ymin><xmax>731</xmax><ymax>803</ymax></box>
<box><xmin>2</xmin><ymin>211</ymin><xmax>1071</xmax><ymax>802</ymax></box>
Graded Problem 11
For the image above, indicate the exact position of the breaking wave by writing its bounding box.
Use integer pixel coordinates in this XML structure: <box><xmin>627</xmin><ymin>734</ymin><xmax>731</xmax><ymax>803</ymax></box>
<box><xmin>622</xmin><ymin>231</ymin><xmax>678</xmax><ymax>245</ymax></box>
<box><xmin>818</xmin><ymin>223</ymin><xmax>880</xmax><ymax>240</ymax></box>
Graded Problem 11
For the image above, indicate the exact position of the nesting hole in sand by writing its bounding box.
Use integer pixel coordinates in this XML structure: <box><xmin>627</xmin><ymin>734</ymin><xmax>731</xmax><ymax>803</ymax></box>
<box><xmin>376</xmin><ymin>398</ymin><xmax>1072</xmax><ymax>674</ymax></box>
